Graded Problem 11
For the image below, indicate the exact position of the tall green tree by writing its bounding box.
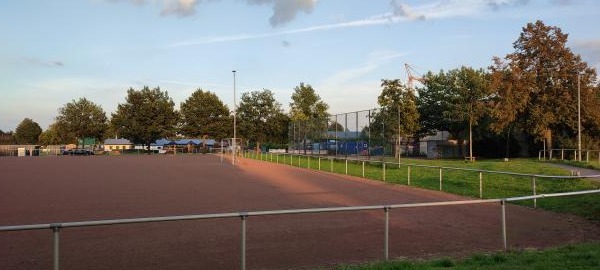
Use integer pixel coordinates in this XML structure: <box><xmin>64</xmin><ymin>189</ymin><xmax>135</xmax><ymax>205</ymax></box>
<box><xmin>38</xmin><ymin>123</ymin><xmax>65</xmax><ymax>146</ymax></box>
<box><xmin>445</xmin><ymin>67</ymin><xmax>490</xmax><ymax>161</ymax></box>
<box><xmin>14</xmin><ymin>118</ymin><xmax>42</xmax><ymax>144</ymax></box>
<box><xmin>180</xmin><ymin>89</ymin><xmax>231</xmax><ymax>140</ymax></box>
<box><xmin>0</xmin><ymin>130</ymin><xmax>16</xmax><ymax>145</ymax></box>
<box><xmin>56</xmin><ymin>98</ymin><xmax>107</xmax><ymax>148</ymax></box>
<box><xmin>289</xmin><ymin>83</ymin><xmax>329</xmax><ymax>153</ymax></box>
<box><xmin>490</xmin><ymin>20</ymin><xmax>600</xmax><ymax>151</ymax></box>
<box><xmin>237</xmin><ymin>89</ymin><xmax>289</xmax><ymax>150</ymax></box>
<box><xmin>377</xmin><ymin>79</ymin><xmax>419</xmax><ymax>157</ymax></box>
<box><xmin>111</xmin><ymin>86</ymin><xmax>179</xmax><ymax>150</ymax></box>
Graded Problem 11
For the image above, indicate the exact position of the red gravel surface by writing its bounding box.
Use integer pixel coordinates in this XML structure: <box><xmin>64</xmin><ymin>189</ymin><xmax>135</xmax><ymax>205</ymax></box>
<box><xmin>1</xmin><ymin>154</ymin><xmax>598</xmax><ymax>269</ymax></box>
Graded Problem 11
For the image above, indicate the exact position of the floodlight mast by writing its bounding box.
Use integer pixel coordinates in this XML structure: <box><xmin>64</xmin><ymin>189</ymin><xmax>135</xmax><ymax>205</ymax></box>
<box><xmin>232</xmin><ymin>70</ymin><xmax>237</xmax><ymax>165</ymax></box>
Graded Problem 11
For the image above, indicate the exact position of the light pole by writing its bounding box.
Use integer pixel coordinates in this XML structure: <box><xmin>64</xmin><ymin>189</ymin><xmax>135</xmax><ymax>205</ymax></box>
<box><xmin>577</xmin><ymin>72</ymin><xmax>581</xmax><ymax>162</ymax></box>
<box><xmin>232</xmin><ymin>70</ymin><xmax>237</xmax><ymax>165</ymax></box>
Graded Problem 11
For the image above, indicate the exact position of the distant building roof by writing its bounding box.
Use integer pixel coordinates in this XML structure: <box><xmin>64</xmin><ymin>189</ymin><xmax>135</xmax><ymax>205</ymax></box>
<box><xmin>104</xmin><ymin>138</ymin><xmax>132</xmax><ymax>145</ymax></box>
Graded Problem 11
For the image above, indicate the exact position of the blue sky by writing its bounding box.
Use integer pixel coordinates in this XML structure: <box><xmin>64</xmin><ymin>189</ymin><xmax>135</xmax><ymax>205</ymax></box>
<box><xmin>1</xmin><ymin>0</ymin><xmax>599</xmax><ymax>131</ymax></box>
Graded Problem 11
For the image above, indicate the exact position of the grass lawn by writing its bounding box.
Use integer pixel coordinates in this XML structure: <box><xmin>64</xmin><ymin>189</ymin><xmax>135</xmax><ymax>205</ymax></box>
<box><xmin>332</xmin><ymin>242</ymin><xmax>600</xmax><ymax>270</ymax></box>
<box><xmin>246</xmin><ymin>152</ymin><xmax>600</xmax><ymax>220</ymax></box>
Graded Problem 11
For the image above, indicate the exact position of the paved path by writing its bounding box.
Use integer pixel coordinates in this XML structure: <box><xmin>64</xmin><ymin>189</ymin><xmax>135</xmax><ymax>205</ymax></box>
<box><xmin>547</xmin><ymin>163</ymin><xmax>600</xmax><ymax>182</ymax></box>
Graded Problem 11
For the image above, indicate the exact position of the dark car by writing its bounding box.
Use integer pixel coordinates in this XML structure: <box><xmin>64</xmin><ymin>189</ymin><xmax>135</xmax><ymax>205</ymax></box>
<box><xmin>62</xmin><ymin>149</ymin><xmax>95</xmax><ymax>156</ymax></box>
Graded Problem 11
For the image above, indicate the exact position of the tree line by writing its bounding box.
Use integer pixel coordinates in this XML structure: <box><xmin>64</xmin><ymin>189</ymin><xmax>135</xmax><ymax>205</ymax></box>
<box><xmin>3</xmin><ymin>21</ymin><xmax>599</xmax><ymax>157</ymax></box>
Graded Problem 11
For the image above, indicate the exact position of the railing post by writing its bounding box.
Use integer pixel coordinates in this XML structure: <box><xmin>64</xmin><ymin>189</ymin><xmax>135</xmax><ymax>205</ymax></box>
<box><xmin>586</xmin><ymin>151</ymin><xmax>589</xmax><ymax>163</ymax></box>
<box><xmin>383</xmin><ymin>163</ymin><xmax>386</xmax><ymax>181</ymax></box>
<box><xmin>345</xmin><ymin>159</ymin><xmax>348</xmax><ymax>175</ymax></box>
<box><xmin>240</xmin><ymin>213</ymin><xmax>248</xmax><ymax>270</ymax></box>
<box><xmin>51</xmin><ymin>224</ymin><xmax>61</xmax><ymax>270</ymax></box>
<box><xmin>362</xmin><ymin>161</ymin><xmax>365</xmax><ymax>178</ymax></box>
<box><xmin>439</xmin><ymin>167</ymin><xmax>443</xmax><ymax>191</ymax></box>
<box><xmin>479</xmin><ymin>171</ymin><xmax>483</xmax><ymax>198</ymax></box>
<box><xmin>501</xmin><ymin>200</ymin><xmax>507</xmax><ymax>251</ymax></box>
<box><xmin>532</xmin><ymin>176</ymin><xmax>537</xmax><ymax>208</ymax></box>
<box><xmin>318</xmin><ymin>157</ymin><xmax>321</xmax><ymax>171</ymax></box>
<box><xmin>330</xmin><ymin>158</ymin><xmax>333</xmax><ymax>172</ymax></box>
<box><xmin>384</xmin><ymin>206</ymin><xmax>390</xmax><ymax>261</ymax></box>
<box><xmin>561</xmin><ymin>149</ymin><xmax>564</xmax><ymax>160</ymax></box>
<box><xmin>407</xmin><ymin>166</ymin><xmax>411</xmax><ymax>185</ymax></box>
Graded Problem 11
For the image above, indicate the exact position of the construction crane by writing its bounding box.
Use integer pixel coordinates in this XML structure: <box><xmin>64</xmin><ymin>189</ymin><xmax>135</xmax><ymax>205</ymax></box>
<box><xmin>405</xmin><ymin>63</ymin><xmax>425</xmax><ymax>90</ymax></box>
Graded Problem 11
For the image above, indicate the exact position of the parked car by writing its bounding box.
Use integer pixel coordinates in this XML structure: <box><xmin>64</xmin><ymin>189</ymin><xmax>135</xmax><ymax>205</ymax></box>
<box><xmin>62</xmin><ymin>149</ymin><xmax>95</xmax><ymax>156</ymax></box>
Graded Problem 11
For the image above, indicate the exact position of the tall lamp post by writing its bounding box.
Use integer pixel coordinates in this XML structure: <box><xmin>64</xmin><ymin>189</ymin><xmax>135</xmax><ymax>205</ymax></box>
<box><xmin>232</xmin><ymin>70</ymin><xmax>237</xmax><ymax>165</ymax></box>
<box><xmin>577</xmin><ymin>72</ymin><xmax>581</xmax><ymax>162</ymax></box>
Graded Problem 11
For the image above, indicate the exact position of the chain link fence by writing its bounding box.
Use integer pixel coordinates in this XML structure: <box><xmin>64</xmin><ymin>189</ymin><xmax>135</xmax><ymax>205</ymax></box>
<box><xmin>289</xmin><ymin>109</ymin><xmax>419</xmax><ymax>158</ymax></box>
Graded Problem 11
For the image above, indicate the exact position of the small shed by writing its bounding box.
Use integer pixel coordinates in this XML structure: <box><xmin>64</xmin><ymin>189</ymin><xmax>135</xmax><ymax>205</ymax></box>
<box><xmin>103</xmin><ymin>138</ymin><xmax>133</xmax><ymax>152</ymax></box>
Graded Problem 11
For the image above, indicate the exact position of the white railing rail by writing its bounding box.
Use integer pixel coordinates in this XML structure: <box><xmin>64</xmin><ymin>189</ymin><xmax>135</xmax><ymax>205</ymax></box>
<box><xmin>538</xmin><ymin>148</ymin><xmax>600</xmax><ymax>164</ymax></box>
<box><xmin>2</xmin><ymin>189</ymin><xmax>599</xmax><ymax>270</ymax></box>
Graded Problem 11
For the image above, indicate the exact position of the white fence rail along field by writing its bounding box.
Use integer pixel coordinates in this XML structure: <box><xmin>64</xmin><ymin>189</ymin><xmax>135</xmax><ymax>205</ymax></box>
<box><xmin>1</xmin><ymin>189</ymin><xmax>598</xmax><ymax>270</ymax></box>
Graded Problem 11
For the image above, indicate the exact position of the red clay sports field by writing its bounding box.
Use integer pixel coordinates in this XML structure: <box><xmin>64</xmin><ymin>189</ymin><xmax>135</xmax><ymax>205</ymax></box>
<box><xmin>1</xmin><ymin>154</ymin><xmax>598</xmax><ymax>269</ymax></box>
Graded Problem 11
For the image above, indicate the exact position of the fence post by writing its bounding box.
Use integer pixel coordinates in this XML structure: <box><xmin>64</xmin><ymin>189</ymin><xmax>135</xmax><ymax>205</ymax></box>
<box><xmin>586</xmin><ymin>151</ymin><xmax>589</xmax><ymax>163</ymax></box>
<box><xmin>276</xmin><ymin>154</ymin><xmax>279</xmax><ymax>164</ymax></box>
<box><xmin>407</xmin><ymin>166</ymin><xmax>411</xmax><ymax>185</ymax></box>
<box><xmin>298</xmin><ymin>154</ymin><xmax>301</xmax><ymax>167</ymax></box>
<box><xmin>383</xmin><ymin>163</ymin><xmax>386</xmax><ymax>181</ymax></box>
<box><xmin>345</xmin><ymin>159</ymin><xmax>348</xmax><ymax>175</ymax></box>
<box><xmin>439</xmin><ymin>167</ymin><xmax>443</xmax><ymax>191</ymax></box>
<box><xmin>51</xmin><ymin>224</ymin><xmax>61</xmax><ymax>270</ymax></box>
<box><xmin>362</xmin><ymin>161</ymin><xmax>365</xmax><ymax>178</ymax></box>
<box><xmin>532</xmin><ymin>176</ymin><xmax>537</xmax><ymax>208</ymax></box>
<box><xmin>384</xmin><ymin>206</ymin><xmax>390</xmax><ymax>261</ymax></box>
<box><xmin>240</xmin><ymin>213</ymin><xmax>248</xmax><ymax>270</ymax></box>
<box><xmin>501</xmin><ymin>200</ymin><xmax>507</xmax><ymax>251</ymax></box>
<box><xmin>330</xmin><ymin>158</ymin><xmax>333</xmax><ymax>172</ymax></box>
<box><xmin>479</xmin><ymin>172</ymin><xmax>483</xmax><ymax>198</ymax></box>
<box><xmin>561</xmin><ymin>149</ymin><xmax>564</xmax><ymax>160</ymax></box>
<box><xmin>308</xmin><ymin>156</ymin><xmax>311</xmax><ymax>169</ymax></box>
<box><xmin>318</xmin><ymin>157</ymin><xmax>321</xmax><ymax>171</ymax></box>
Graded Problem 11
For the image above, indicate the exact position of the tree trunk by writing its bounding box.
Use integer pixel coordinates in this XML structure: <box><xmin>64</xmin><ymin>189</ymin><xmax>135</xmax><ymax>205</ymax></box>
<box><xmin>469</xmin><ymin>120</ymin><xmax>473</xmax><ymax>162</ymax></box>
<box><xmin>544</xmin><ymin>129</ymin><xmax>552</xmax><ymax>153</ymax></box>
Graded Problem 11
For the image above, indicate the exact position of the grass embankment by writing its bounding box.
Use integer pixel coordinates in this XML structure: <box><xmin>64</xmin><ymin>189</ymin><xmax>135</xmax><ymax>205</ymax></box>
<box><xmin>332</xmin><ymin>242</ymin><xmax>600</xmax><ymax>270</ymax></box>
<box><xmin>246</xmin><ymin>152</ymin><xmax>600</xmax><ymax>220</ymax></box>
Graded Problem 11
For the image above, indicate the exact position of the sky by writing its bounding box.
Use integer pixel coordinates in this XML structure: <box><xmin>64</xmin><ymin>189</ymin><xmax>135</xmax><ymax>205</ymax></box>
<box><xmin>1</xmin><ymin>0</ymin><xmax>599</xmax><ymax>132</ymax></box>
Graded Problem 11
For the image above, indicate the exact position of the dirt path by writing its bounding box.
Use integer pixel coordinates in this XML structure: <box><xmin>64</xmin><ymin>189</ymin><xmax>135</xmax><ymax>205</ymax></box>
<box><xmin>1</xmin><ymin>155</ymin><xmax>598</xmax><ymax>269</ymax></box>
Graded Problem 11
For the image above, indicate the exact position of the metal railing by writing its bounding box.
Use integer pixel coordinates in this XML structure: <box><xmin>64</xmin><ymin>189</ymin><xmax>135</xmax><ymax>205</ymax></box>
<box><xmin>2</xmin><ymin>189</ymin><xmax>598</xmax><ymax>270</ymax></box>
<box><xmin>245</xmin><ymin>151</ymin><xmax>600</xmax><ymax>208</ymax></box>
<box><xmin>539</xmin><ymin>148</ymin><xmax>600</xmax><ymax>164</ymax></box>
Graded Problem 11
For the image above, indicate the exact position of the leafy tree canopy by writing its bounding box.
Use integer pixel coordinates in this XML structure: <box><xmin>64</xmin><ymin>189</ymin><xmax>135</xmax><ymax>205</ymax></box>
<box><xmin>289</xmin><ymin>83</ymin><xmax>329</xmax><ymax>121</ymax></box>
<box><xmin>377</xmin><ymin>79</ymin><xmax>419</xmax><ymax>138</ymax></box>
<box><xmin>238</xmin><ymin>89</ymin><xmax>289</xmax><ymax>147</ymax></box>
<box><xmin>180</xmin><ymin>89</ymin><xmax>231</xmax><ymax>139</ymax></box>
<box><xmin>111</xmin><ymin>86</ymin><xmax>178</xmax><ymax>149</ymax></box>
<box><xmin>489</xmin><ymin>20</ymin><xmax>600</xmax><ymax>148</ymax></box>
<box><xmin>14</xmin><ymin>118</ymin><xmax>42</xmax><ymax>144</ymax></box>
<box><xmin>56</xmin><ymin>98</ymin><xmax>107</xmax><ymax>147</ymax></box>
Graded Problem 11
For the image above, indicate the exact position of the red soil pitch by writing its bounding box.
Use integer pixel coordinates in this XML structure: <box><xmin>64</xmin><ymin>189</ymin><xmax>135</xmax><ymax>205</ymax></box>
<box><xmin>1</xmin><ymin>154</ymin><xmax>598</xmax><ymax>269</ymax></box>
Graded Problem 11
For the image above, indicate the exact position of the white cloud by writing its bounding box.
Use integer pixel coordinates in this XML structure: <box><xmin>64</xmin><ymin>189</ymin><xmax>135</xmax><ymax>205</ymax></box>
<box><xmin>168</xmin><ymin>0</ymin><xmax>537</xmax><ymax>47</ymax></box>
<box><xmin>160</xmin><ymin>0</ymin><xmax>200</xmax><ymax>17</ymax></box>
<box><xmin>110</xmin><ymin>0</ymin><xmax>318</xmax><ymax>24</ymax></box>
